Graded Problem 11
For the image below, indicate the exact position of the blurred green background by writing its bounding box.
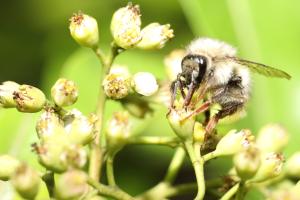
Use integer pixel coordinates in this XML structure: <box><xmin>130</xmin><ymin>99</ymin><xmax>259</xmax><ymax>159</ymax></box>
<box><xmin>0</xmin><ymin>0</ymin><xmax>299</xmax><ymax>199</ymax></box>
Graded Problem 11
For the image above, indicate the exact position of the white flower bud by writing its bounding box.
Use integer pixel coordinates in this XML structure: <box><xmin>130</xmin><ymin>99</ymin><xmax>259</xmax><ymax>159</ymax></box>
<box><xmin>35</xmin><ymin>139</ymin><xmax>69</xmax><ymax>173</ymax></box>
<box><xmin>55</xmin><ymin>170</ymin><xmax>88</xmax><ymax>200</ymax></box>
<box><xmin>106</xmin><ymin>111</ymin><xmax>132</xmax><ymax>153</ymax></box>
<box><xmin>256</xmin><ymin>124</ymin><xmax>289</xmax><ymax>153</ymax></box>
<box><xmin>110</xmin><ymin>3</ymin><xmax>142</xmax><ymax>49</ymax></box>
<box><xmin>51</xmin><ymin>78</ymin><xmax>79</xmax><ymax>107</ymax></box>
<box><xmin>69</xmin><ymin>12</ymin><xmax>99</xmax><ymax>48</ymax></box>
<box><xmin>64</xmin><ymin>145</ymin><xmax>87</xmax><ymax>169</ymax></box>
<box><xmin>233</xmin><ymin>147</ymin><xmax>261</xmax><ymax>180</ymax></box>
<box><xmin>36</xmin><ymin>110</ymin><xmax>65</xmax><ymax>140</ymax></box>
<box><xmin>164</xmin><ymin>49</ymin><xmax>185</xmax><ymax>81</ymax></box>
<box><xmin>215</xmin><ymin>129</ymin><xmax>255</xmax><ymax>156</ymax></box>
<box><xmin>0</xmin><ymin>155</ymin><xmax>21</xmax><ymax>181</ymax></box>
<box><xmin>64</xmin><ymin>109</ymin><xmax>97</xmax><ymax>145</ymax></box>
<box><xmin>285</xmin><ymin>152</ymin><xmax>300</xmax><ymax>178</ymax></box>
<box><xmin>251</xmin><ymin>152</ymin><xmax>284</xmax><ymax>183</ymax></box>
<box><xmin>136</xmin><ymin>23</ymin><xmax>174</xmax><ymax>50</ymax></box>
<box><xmin>11</xmin><ymin>164</ymin><xmax>41</xmax><ymax>200</ymax></box>
<box><xmin>133</xmin><ymin>72</ymin><xmax>158</xmax><ymax>96</ymax></box>
<box><xmin>0</xmin><ymin>81</ymin><xmax>20</xmax><ymax>108</ymax></box>
<box><xmin>14</xmin><ymin>84</ymin><xmax>46</xmax><ymax>113</ymax></box>
<box><xmin>103</xmin><ymin>65</ymin><xmax>132</xmax><ymax>99</ymax></box>
<box><xmin>167</xmin><ymin>108</ymin><xmax>195</xmax><ymax>140</ymax></box>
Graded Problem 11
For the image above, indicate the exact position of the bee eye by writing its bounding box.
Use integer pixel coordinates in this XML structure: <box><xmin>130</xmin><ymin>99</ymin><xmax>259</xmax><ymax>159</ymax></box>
<box><xmin>181</xmin><ymin>54</ymin><xmax>207</xmax><ymax>70</ymax></box>
<box><xmin>181</xmin><ymin>54</ymin><xmax>207</xmax><ymax>83</ymax></box>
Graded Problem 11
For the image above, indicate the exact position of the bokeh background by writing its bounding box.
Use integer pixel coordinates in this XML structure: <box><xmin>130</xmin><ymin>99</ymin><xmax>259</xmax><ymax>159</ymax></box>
<box><xmin>0</xmin><ymin>0</ymin><xmax>299</xmax><ymax>199</ymax></box>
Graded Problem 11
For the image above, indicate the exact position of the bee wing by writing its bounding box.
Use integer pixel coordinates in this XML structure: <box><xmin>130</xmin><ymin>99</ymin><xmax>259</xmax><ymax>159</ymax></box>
<box><xmin>226</xmin><ymin>57</ymin><xmax>291</xmax><ymax>79</ymax></box>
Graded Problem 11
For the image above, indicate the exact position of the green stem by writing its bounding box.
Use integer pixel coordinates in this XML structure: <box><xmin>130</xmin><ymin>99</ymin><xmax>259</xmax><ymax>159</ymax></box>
<box><xmin>127</xmin><ymin>136</ymin><xmax>180</xmax><ymax>148</ymax></box>
<box><xmin>41</xmin><ymin>171</ymin><xmax>54</xmax><ymax>197</ymax></box>
<box><xmin>235</xmin><ymin>183</ymin><xmax>246</xmax><ymax>200</ymax></box>
<box><xmin>136</xmin><ymin>147</ymin><xmax>185</xmax><ymax>199</ymax></box>
<box><xmin>106</xmin><ymin>154</ymin><xmax>116</xmax><ymax>186</ymax></box>
<box><xmin>165</xmin><ymin>182</ymin><xmax>197</xmax><ymax>197</ymax></box>
<box><xmin>163</xmin><ymin>147</ymin><xmax>186</xmax><ymax>184</ymax></box>
<box><xmin>203</xmin><ymin>151</ymin><xmax>218</xmax><ymax>162</ymax></box>
<box><xmin>89</xmin><ymin>43</ymin><xmax>121</xmax><ymax>181</ymax></box>
<box><xmin>87</xmin><ymin>177</ymin><xmax>135</xmax><ymax>200</ymax></box>
<box><xmin>220</xmin><ymin>183</ymin><xmax>240</xmax><ymax>200</ymax></box>
<box><xmin>184</xmin><ymin>141</ymin><xmax>205</xmax><ymax>200</ymax></box>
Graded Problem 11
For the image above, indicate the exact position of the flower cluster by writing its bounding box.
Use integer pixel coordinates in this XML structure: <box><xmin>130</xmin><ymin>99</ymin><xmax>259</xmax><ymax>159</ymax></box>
<box><xmin>0</xmin><ymin>2</ymin><xmax>298</xmax><ymax>200</ymax></box>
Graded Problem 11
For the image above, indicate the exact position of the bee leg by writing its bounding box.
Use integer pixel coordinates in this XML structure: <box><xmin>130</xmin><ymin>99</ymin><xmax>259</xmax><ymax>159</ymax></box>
<box><xmin>205</xmin><ymin>101</ymin><xmax>244</xmax><ymax>134</ymax></box>
<box><xmin>181</xmin><ymin>101</ymin><xmax>211</xmax><ymax>122</ymax></box>
<box><xmin>178</xmin><ymin>79</ymin><xmax>186</xmax><ymax>98</ymax></box>
<box><xmin>170</xmin><ymin>80</ymin><xmax>179</xmax><ymax>108</ymax></box>
<box><xmin>205</xmin><ymin>115</ymin><xmax>219</xmax><ymax>134</ymax></box>
<box><xmin>184</xmin><ymin>83</ymin><xmax>196</xmax><ymax>107</ymax></box>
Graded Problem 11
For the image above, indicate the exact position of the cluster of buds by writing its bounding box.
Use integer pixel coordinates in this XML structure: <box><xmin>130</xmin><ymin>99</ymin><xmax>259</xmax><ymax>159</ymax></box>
<box><xmin>69</xmin><ymin>3</ymin><xmax>173</xmax><ymax>50</ymax></box>
<box><xmin>103</xmin><ymin>65</ymin><xmax>159</xmax><ymax>100</ymax></box>
<box><xmin>167</xmin><ymin>106</ymin><xmax>287</xmax><ymax>184</ymax></box>
<box><xmin>266</xmin><ymin>181</ymin><xmax>300</xmax><ymax>200</ymax></box>
<box><xmin>34</xmin><ymin>108</ymin><xmax>97</xmax><ymax>172</ymax></box>
<box><xmin>0</xmin><ymin>156</ymin><xmax>41</xmax><ymax>199</ymax></box>
<box><xmin>110</xmin><ymin>3</ymin><xmax>174</xmax><ymax>50</ymax></box>
<box><xmin>230</xmin><ymin>124</ymin><xmax>287</xmax><ymax>183</ymax></box>
<box><xmin>0</xmin><ymin>81</ymin><xmax>46</xmax><ymax>113</ymax></box>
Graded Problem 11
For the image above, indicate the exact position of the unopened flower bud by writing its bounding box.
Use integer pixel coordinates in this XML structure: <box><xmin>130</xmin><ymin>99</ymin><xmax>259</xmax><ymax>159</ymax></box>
<box><xmin>251</xmin><ymin>152</ymin><xmax>284</xmax><ymax>183</ymax></box>
<box><xmin>136</xmin><ymin>23</ymin><xmax>174</xmax><ymax>50</ymax></box>
<box><xmin>103</xmin><ymin>66</ymin><xmax>132</xmax><ymax>99</ymax></box>
<box><xmin>64</xmin><ymin>109</ymin><xmax>97</xmax><ymax>145</ymax></box>
<box><xmin>35</xmin><ymin>140</ymin><xmax>69</xmax><ymax>173</ymax></box>
<box><xmin>167</xmin><ymin>109</ymin><xmax>195</xmax><ymax>140</ymax></box>
<box><xmin>215</xmin><ymin>129</ymin><xmax>255</xmax><ymax>156</ymax></box>
<box><xmin>111</xmin><ymin>3</ymin><xmax>142</xmax><ymax>49</ymax></box>
<box><xmin>55</xmin><ymin>170</ymin><xmax>88</xmax><ymax>200</ymax></box>
<box><xmin>36</xmin><ymin>110</ymin><xmax>65</xmax><ymax>140</ymax></box>
<box><xmin>193</xmin><ymin>122</ymin><xmax>205</xmax><ymax>143</ymax></box>
<box><xmin>65</xmin><ymin>145</ymin><xmax>87</xmax><ymax>169</ymax></box>
<box><xmin>69</xmin><ymin>12</ymin><xmax>99</xmax><ymax>48</ymax></box>
<box><xmin>234</xmin><ymin>147</ymin><xmax>261</xmax><ymax>180</ymax></box>
<box><xmin>290</xmin><ymin>181</ymin><xmax>300</xmax><ymax>198</ymax></box>
<box><xmin>0</xmin><ymin>155</ymin><xmax>21</xmax><ymax>181</ymax></box>
<box><xmin>285</xmin><ymin>152</ymin><xmax>300</xmax><ymax>178</ymax></box>
<box><xmin>11</xmin><ymin>164</ymin><xmax>41</xmax><ymax>200</ymax></box>
<box><xmin>14</xmin><ymin>84</ymin><xmax>46</xmax><ymax>113</ymax></box>
<box><xmin>256</xmin><ymin>124</ymin><xmax>289</xmax><ymax>153</ymax></box>
<box><xmin>106</xmin><ymin>111</ymin><xmax>131</xmax><ymax>153</ymax></box>
<box><xmin>0</xmin><ymin>81</ymin><xmax>20</xmax><ymax>108</ymax></box>
<box><xmin>164</xmin><ymin>49</ymin><xmax>185</xmax><ymax>81</ymax></box>
<box><xmin>51</xmin><ymin>78</ymin><xmax>78</xmax><ymax>107</ymax></box>
<box><xmin>133</xmin><ymin>72</ymin><xmax>158</xmax><ymax>96</ymax></box>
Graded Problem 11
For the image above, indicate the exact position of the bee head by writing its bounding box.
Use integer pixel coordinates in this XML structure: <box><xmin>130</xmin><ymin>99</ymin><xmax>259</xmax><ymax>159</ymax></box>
<box><xmin>181</xmin><ymin>54</ymin><xmax>207</xmax><ymax>84</ymax></box>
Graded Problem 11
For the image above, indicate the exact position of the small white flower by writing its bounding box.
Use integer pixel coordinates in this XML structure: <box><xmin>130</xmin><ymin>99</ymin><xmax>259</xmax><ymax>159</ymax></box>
<box><xmin>110</xmin><ymin>3</ymin><xmax>142</xmax><ymax>49</ymax></box>
<box><xmin>51</xmin><ymin>78</ymin><xmax>78</xmax><ymax>107</ymax></box>
<box><xmin>0</xmin><ymin>81</ymin><xmax>20</xmax><ymax>108</ymax></box>
<box><xmin>137</xmin><ymin>23</ymin><xmax>174</xmax><ymax>50</ymax></box>
<box><xmin>103</xmin><ymin>65</ymin><xmax>132</xmax><ymax>99</ymax></box>
<box><xmin>69</xmin><ymin>12</ymin><xmax>99</xmax><ymax>48</ymax></box>
<box><xmin>133</xmin><ymin>72</ymin><xmax>158</xmax><ymax>96</ymax></box>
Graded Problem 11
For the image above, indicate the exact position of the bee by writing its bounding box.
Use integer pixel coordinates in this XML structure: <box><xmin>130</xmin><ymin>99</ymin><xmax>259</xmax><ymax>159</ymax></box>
<box><xmin>171</xmin><ymin>38</ymin><xmax>291</xmax><ymax>133</ymax></box>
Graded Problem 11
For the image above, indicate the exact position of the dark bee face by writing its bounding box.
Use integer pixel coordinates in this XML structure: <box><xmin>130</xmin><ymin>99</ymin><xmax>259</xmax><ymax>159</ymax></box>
<box><xmin>181</xmin><ymin>54</ymin><xmax>207</xmax><ymax>84</ymax></box>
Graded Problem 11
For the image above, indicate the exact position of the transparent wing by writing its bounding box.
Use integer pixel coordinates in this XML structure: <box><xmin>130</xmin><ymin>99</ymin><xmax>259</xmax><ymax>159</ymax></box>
<box><xmin>220</xmin><ymin>57</ymin><xmax>291</xmax><ymax>79</ymax></box>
